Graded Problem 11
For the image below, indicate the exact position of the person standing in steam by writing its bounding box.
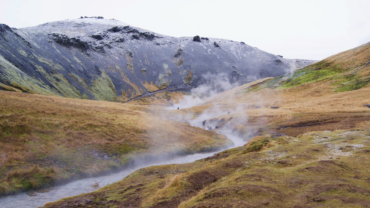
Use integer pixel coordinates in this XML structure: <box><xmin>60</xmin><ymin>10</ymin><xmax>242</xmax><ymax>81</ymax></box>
<box><xmin>202</xmin><ymin>120</ymin><xmax>206</xmax><ymax>129</ymax></box>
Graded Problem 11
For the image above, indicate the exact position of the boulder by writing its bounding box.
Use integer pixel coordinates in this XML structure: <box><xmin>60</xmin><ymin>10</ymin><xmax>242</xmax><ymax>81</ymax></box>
<box><xmin>107</xmin><ymin>26</ymin><xmax>123</xmax><ymax>32</ymax></box>
<box><xmin>174</xmin><ymin>48</ymin><xmax>183</xmax><ymax>58</ymax></box>
<box><xmin>193</xmin><ymin>35</ymin><xmax>201</xmax><ymax>42</ymax></box>
<box><xmin>139</xmin><ymin>32</ymin><xmax>155</xmax><ymax>41</ymax></box>
<box><xmin>91</xmin><ymin>32</ymin><xmax>106</xmax><ymax>40</ymax></box>
<box><xmin>131</xmin><ymin>34</ymin><xmax>140</xmax><ymax>40</ymax></box>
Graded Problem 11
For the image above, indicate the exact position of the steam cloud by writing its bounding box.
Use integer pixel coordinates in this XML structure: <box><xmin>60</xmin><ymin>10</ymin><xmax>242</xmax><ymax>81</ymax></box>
<box><xmin>171</xmin><ymin>73</ymin><xmax>239</xmax><ymax>109</ymax></box>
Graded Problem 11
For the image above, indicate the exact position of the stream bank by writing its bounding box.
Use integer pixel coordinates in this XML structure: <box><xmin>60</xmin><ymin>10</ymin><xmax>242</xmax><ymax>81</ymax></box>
<box><xmin>0</xmin><ymin>132</ymin><xmax>246</xmax><ymax>208</ymax></box>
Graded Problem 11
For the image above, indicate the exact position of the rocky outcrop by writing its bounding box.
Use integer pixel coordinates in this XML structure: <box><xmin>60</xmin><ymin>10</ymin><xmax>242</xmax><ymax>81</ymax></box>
<box><xmin>214</xmin><ymin>41</ymin><xmax>220</xmax><ymax>48</ymax></box>
<box><xmin>0</xmin><ymin>24</ymin><xmax>32</xmax><ymax>48</ymax></box>
<box><xmin>193</xmin><ymin>35</ymin><xmax>201</xmax><ymax>42</ymax></box>
<box><xmin>49</xmin><ymin>33</ymin><xmax>89</xmax><ymax>51</ymax></box>
<box><xmin>0</xmin><ymin>19</ymin><xmax>315</xmax><ymax>102</ymax></box>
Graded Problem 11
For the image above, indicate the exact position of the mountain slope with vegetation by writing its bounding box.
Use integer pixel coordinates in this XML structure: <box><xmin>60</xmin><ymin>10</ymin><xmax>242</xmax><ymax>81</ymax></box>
<box><xmin>0</xmin><ymin>17</ymin><xmax>314</xmax><ymax>102</ymax></box>
<box><xmin>44</xmin><ymin>42</ymin><xmax>370</xmax><ymax>207</ymax></box>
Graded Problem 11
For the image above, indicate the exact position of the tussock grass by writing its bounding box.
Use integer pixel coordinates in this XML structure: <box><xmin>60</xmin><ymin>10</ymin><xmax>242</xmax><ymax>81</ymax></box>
<box><xmin>0</xmin><ymin>165</ymin><xmax>55</xmax><ymax>194</ymax></box>
<box><xmin>142</xmin><ymin>173</ymin><xmax>185</xmax><ymax>207</ymax></box>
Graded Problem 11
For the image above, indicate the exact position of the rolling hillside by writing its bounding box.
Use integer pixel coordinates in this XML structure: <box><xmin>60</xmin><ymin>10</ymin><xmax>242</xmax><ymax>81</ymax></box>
<box><xmin>43</xmin><ymin>42</ymin><xmax>370</xmax><ymax>208</ymax></box>
<box><xmin>0</xmin><ymin>91</ymin><xmax>229</xmax><ymax>196</ymax></box>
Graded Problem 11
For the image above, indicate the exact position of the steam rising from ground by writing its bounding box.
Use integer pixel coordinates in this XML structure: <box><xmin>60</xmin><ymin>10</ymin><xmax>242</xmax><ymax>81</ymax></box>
<box><xmin>163</xmin><ymin>73</ymin><xmax>261</xmax><ymax>145</ymax></box>
<box><xmin>171</xmin><ymin>73</ymin><xmax>239</xmax><ymax>109</ymax></box>
<box><xmin>163</xmin><ymin>71</ymin><xmax>285</xmax><ymax>146</ymax></box>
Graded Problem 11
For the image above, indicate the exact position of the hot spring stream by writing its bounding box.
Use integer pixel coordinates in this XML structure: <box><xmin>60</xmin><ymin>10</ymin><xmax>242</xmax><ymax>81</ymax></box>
<box><xmin>0</xmin><ymin>132</ymin><xmax>245</xmax><ymax>208</ymax></box>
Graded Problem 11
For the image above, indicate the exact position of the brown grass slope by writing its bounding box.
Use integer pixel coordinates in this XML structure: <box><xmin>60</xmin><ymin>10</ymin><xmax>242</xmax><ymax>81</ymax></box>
<box><xmin>43</xmin><ymin>42</ymin><xmax>370</xmax><ymax>207</ymax></box>
<box><xmin>44</xmin><ymin>130</ymin><xmax>370</xmax><ymax>208</ymax></box>
<box><xmin>0</xmin><ymin>91</ymin><xmax>229</xmax><ymax>196</ymax></box>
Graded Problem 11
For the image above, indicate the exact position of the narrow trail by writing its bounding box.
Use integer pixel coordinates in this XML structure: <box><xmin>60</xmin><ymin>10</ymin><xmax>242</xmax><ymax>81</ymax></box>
<box><xmin>122</xmin><ymin>88</ymin><xmax>169</xmax><ymax>103</ymax></box>
<box><xmin>0</xmin><ymin>131</ymin><xmax>245</xmax><ymax>208</ymax></box>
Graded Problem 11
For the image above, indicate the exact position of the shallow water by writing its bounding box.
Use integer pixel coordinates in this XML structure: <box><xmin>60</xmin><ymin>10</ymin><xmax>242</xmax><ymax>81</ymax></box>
<box><xmin>0</xmin><ymin>132</ymin><xmax>245</xmax><ymax>208</ymax></box>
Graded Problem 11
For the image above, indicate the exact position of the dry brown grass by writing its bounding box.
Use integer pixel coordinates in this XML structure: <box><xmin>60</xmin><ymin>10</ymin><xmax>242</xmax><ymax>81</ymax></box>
<box><xmin>325</xmin><ymin>42</ymin><xmax>370</xmax><ymax>69</ymax></box>
<box><xmin>142</xmin><ymin>81</ymin><xmax>160</xmax><ymax>92</ymax></box>
<box><xmin>0</xmin><ymin>90</ymin><xmax>229</xmax><ymax>195</ymax></box>
<box><xmin>142</xmin><ymin>173</ymin><xmax>185</xmax><ymax>207</ymax></box>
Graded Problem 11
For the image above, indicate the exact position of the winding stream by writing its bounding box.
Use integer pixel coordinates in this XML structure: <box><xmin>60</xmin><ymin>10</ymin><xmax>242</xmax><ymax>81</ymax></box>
<box><xmin>0</xmin><ymin>132</ymin><xmax>245</xmax><ymax>208</ymax></box>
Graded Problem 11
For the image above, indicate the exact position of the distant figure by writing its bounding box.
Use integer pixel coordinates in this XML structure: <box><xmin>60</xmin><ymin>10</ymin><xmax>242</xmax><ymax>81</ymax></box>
<box><xmin>228</xmin><ymin>111</ymin><xmax>230</xmax><ymax>114</ymax></box>
<box><xmin>177</xmin><ymin>107</ymin><xmax>179</xmax><ymax>110</ymax></box>
<box><xmin>202</xmin><ymin>120</ymin><xmax>206</xmax><ymax>128</ymax></box>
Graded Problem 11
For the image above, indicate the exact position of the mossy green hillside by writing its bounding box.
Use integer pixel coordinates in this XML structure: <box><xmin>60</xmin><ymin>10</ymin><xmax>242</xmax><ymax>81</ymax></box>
<box><xmin>242</xmin><ymin>42</ymin><xmax>370</xmax><ymax>94</ymax></box>
<box><xmin>242</xmin><ymin>59</ymin><xmax>370</xmax><ymax>94</ymax></box>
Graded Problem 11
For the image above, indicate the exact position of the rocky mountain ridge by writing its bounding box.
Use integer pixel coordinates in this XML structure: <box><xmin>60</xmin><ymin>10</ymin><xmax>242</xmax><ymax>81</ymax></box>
<box><xmin>0</xmin><ymin>18</ymin><xmax>315</xmax><ymax>101</ymax></box>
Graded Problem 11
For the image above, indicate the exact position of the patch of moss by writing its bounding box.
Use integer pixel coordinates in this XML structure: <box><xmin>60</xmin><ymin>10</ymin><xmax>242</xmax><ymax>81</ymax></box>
<box><xmin>244</xmin><ymin>76</ymin><xmax>283</xmax><ymax>93</ymax></box>
<box><xmin>9</xmin><ymin>82</ymin><xmax>33</xmax><ymax>94</ymax></box>
<box><xmin>280</xmin><ymin>61</ymin><xmax>346</xmax><ymax>89</ymax></box>
<box><xmin>184</xmin><ymin>70</ymin><xmax>193</xmax><ymax>84</ymax></box>
<box><xmin>1</xmin><ymin>166</ymin><xmax>56</xmax><ymax>195</ymax></box>
<box><xmin>158</xmin><ymin>83</ymin><xmax>168</xmax><ymax>90</ymax></box>
<box><xmin>90</xmin><ymin>70</ymin><xmax>117</xmax><ymax>101</ymax></box>
<box><xmin>243</xmin><ymin>138</ymin><xmax>270</xmax><ymax>153</ymax></box>
<box><xmin>333</xmin><ymin>74</ymin><xmax>370</xmax><ymax>92</ymax></box>
<box><xmin>138</xmin><ymin>98</ymin><xmax>150</xmax><ymax>103</ymax></box>
<box><xmin>0</xmin><ymin>83</ymin><xmax>22</xmax><ymax>92</ymax></box>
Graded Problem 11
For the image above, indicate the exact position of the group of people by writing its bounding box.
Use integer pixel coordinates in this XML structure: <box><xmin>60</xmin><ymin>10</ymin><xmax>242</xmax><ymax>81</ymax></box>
<box><xmin>202</xmin><ymin>119</ymin><xmax>220</xmax><ymax>130</ymax></box>
<box><xmin>201</xmin><ymin>110</ymin><xmax>231</xmax><ymax>131</ymax></box>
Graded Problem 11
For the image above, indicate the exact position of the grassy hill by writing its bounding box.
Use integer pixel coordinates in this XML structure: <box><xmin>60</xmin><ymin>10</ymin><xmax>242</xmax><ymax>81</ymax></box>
<box><xmin>43</xmin><ymin>42</ymin><xmax>370</xmax><ymax>207</ymax></box>
<box><xmin>0</xmin><ymin>91</ymin><xmax>229</xmax><ymax>195</ymax></box>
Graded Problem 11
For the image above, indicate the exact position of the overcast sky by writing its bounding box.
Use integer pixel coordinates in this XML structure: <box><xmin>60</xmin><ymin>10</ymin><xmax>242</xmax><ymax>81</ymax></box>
<box><xmin>1</xmin><ymin>0</ymin><xmax>370</xmax><ymax>60</ymax></box>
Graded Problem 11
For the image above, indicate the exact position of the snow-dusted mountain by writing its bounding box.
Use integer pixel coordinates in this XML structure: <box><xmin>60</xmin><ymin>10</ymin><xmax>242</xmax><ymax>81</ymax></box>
<box><xmin>0</xmin><ymin>17</ymin><xmax>315</xmax><ymax>101</ymax></box>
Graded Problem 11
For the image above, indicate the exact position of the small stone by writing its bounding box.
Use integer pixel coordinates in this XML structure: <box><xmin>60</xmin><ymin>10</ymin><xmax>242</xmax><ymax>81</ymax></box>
<box><xmin>329</xmin><ymin>157</ymin><xmax>333</xmax><ymax>159</ymax></box>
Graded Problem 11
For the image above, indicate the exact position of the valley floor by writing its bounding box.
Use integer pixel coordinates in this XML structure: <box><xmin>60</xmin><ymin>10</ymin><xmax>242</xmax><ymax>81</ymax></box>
<box><xmin>43</xmin><ymin>42</ymin><xmax>370</xmax><ymax>207</ymax></box>
<box><xmin>3</xmin><ymin>41</ymin><xmax>370</xmax><ymax>207</ymax></box>
<box><xmin>0</xmin><ymin>91</ymin><xmax>229</xmax><ymax>196</ymax></box>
